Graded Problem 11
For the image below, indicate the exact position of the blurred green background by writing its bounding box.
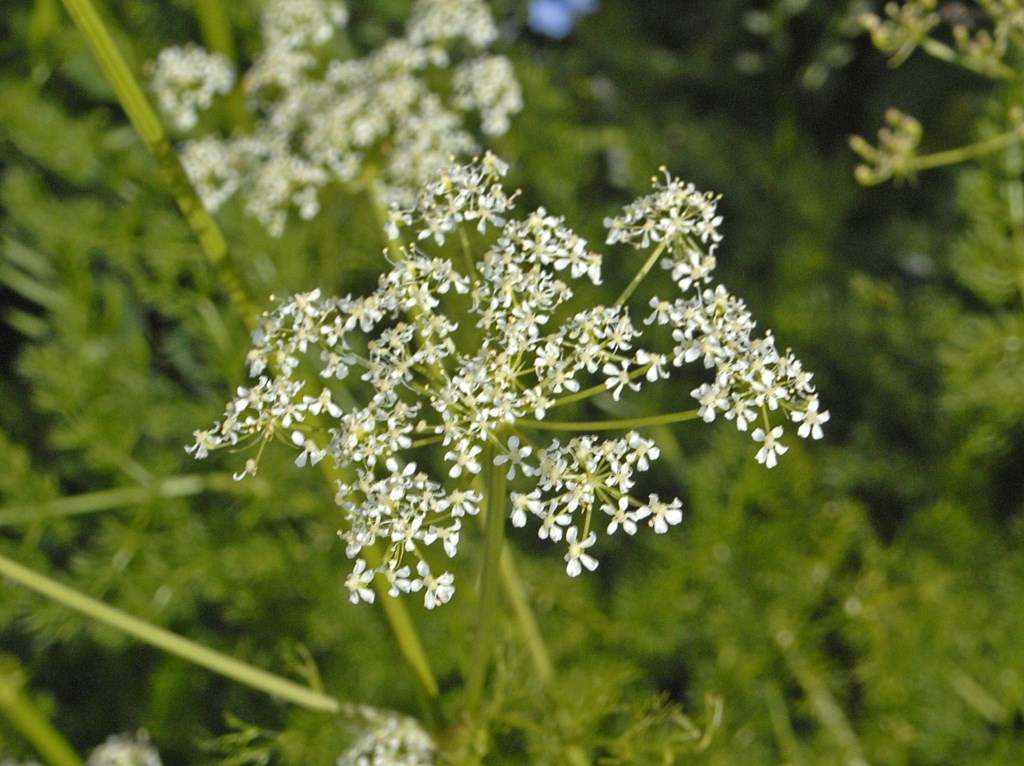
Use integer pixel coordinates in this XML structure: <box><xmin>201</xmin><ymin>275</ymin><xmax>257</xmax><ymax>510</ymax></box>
<box><xmin>1</xmin><ymin>0</ymin><xmax>1022</xmax><ymax>763</ymax></box>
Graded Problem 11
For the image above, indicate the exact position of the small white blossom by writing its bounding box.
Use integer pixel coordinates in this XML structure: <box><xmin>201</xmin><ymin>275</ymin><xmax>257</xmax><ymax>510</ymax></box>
<box><xmin>564</xmin><ymin>526</ymin><xmax>599</xmax><ymax>577</ymax></box>
<box><xmin>416</xmin><ymin>561</ymin><xmax>455</xmax><ymax>609</ymax></box>
<box><xmin>493</xmin><ymin>435</ymin><xmax>535</xmax><ymax>479</ymax></box>
<box><xmin>291</xmin><ymin>430</ymin><xmax>327</xmax><ymax>467</ymax></box>
<box><xmin>603</xmin><ymin>361</ymin><xmax>641</xmax><ymax>401</ymax></box>
<box><xmin>753</xmin><ymin>426</ymin><xmax>788</xmax><ymax>468</ymax></box>
<box><xmin>344</xmin><ymin>559</ymin><xmax>376</xmax><ymax>604</ymax></box>
<box><xmin>605</xmin><ymin>496</ymin><xmax>642</xmax><ymax>535</ymax></box>
<box><xmin>792</xmin><ymin>396</ymin><xmax>830</xmax><ymax>439</ymax></box>
<box><xmin>641</xmin><ymin>495</ymin><xmax>683</xmax><ymax>534</ymax></box>
<box><xmin>444</xmin><ymin>443</ymin><xmax>482</xmax><ymax>477</ymax></box>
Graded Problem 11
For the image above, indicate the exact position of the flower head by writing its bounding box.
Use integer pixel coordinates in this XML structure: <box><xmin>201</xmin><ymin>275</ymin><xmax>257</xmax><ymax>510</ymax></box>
<box><xmin>160</xmin><ymin>0</ymin><xmax>522</xmax><ymax>236</ymax></box>
<box><xmin>191</xmin><ymin>154</ymin><xmax>827</xmax><ymax>606</ymax></box>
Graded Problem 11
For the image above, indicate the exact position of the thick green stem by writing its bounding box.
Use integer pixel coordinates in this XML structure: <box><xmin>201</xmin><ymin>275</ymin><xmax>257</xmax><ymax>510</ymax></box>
<box><xmin>0</xmin><ymin>662</ymin><xmax>83</xmax><ymax>766</ymax></box>
<box><xmin>60</xmin><ymin>0</ymin><xmax>444</xmax><ymax>715</ymax></box>
<box><xmin>0</xmin><ymin>553</ymin><xmax>340</xmax><ymax>713</ymax></box>
<box><xmin>192</xmin><ymin>0</ymin><xmax>249</xmax><ymax>126</ymax></box>
<box><xmin>193</xmin><ymin>0</ymin><xmax>236</xmax><ymax>62</ymax></box>
<box><xmin>465</xmin><ymin>446</ymin><xmax>508</xmax><ymax>711</ymax></box>
<box><xmin>58</xmin><ymin>0</ymin><xmax>256</xmax><ymax>321</ymax></box>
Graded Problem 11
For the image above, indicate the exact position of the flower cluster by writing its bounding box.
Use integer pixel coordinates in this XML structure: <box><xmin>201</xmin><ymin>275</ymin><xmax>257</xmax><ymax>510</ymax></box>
<box><xmin>337</xmin><ymin>707</ymin><xmax>435</xmax><ymax>766</ymax></box>
<box><xmin>189</xmin><ymin>154</ymin><xmax>827</xmax><ymax>607</ymax></box>
<box><xmin>859</xmin><ymin>1</ymin><xmax>942</xmax><ymax>66</ymax></box>
<box><xmin>860</xmin><ymin>2</ymin><xmax>1020</xmax><ymax>79</ymax></box>
<box><xmin>848</xmin><ymin>107</ymin><xmax>923</xmax><ymax>185</ymax></box>
<box><xmin>605</xmin><ymin>168</ymin><xmax>829</xmax><ymax>465</ymax></box>
<box><xmin>153</xmin><ymin>0</ymin><xmax>522</xmax><ymax>236</ymax></box>
<box><xmin>147</xmin><ymin>44</ymin><xmax>234</xmax><ymax>131</ymax></box>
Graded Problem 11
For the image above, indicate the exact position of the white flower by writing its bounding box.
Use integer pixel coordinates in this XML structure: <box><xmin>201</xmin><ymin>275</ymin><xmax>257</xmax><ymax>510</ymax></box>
<box><xmin>417</xmin><ymin>561</ymin><xmax>455</xmax><ymax>609</ymax></box>
<box><xmin>344</xmin><ymin>559</ymin><xmax>376</xmax><ymax>604</ymax></box>
<box><xmin>291</xmin><ymin>430</ymin><xmax>327</xmax><ymax>467</ymax></box>
<box><xmin>602</xmin><ymin>361</ymin><xmax>641</xmax><ymax>401</ymax></box>
<box><xmin>510</xmin><ymin>493</ymin><xmax>532</xmax><ymax>528</ymax></box>
<box><xmin>605</xmin><ymin>496</ymin><xmax>641</xmax><ymax>535</ymax></box>
<box><xmin>605</xmin><ymin>168</ymin><xmax>826</xmax><ymax>462</ymax></box>
<box><xmin>383</xmin><ymin>564</ymin><xmax>416</xmax><ymax>597</ymax></box>
<box><xmin>564</xmin><ymin>526</ymin><xmax>599</xmax><ymax>577</ymax></box>
<box><xmin>444</xmin><ymin>443</ymin><xmax>482</xmax><ymax>477</ymax></box>
<box><xmin>753</xmin><ymin>426</ymin><xmax>788</xmax><ymax>468</ymax></box>
<box><xmin>185</xmin><ymin>426</ymin><xmax>220</xmax><ymax>459</ymax></box>
<box><xmin>792</xmin><ymin>396</ymin><xmax>830</xmax><ymax>440</ymax></box>
<box><xmin>642</xmin><ymin>495</ymin><xmax>682</xmax><ymax>534</ymax></box>
<box><xmin>539</xmin><ymin>511</ymin><xmax>571</xmax><ymax>542</ymax></box>
<box><xmin>493</xmin><ymin>435</ymin><xmax>535</xmax><ymax>479</ymax></box>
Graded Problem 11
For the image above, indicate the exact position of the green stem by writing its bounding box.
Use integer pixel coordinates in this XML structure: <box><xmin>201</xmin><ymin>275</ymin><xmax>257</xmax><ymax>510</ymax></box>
<box><xmin>58</xmin><ymin>0</ymin><xmax>256</xmax><ymax>322</ymax></box>
<box><xmin>192</xmin><ymin>0</ymin><xmax>249</xmax><ymax>126</ymax></box>
<box><xmin>0</xmin><ymin>662</ymin><xmax>83</xmax><ymax>766</ymax></box>
<box><xmin>544</xmin><ymin>363</ymin><xmax>654</xmax><ymax>410</ymax></box>
<box><xmin>520</xmin><ymin>409</ymin><xmax>701</xmax><ymax>432</ymax></box>
<box><xmin>497</xmin><ymin>552</ymin><xmax>553</xmax><ymax>684</ymax></box>
<box><xmin>465</xmin><ymin>445</ymin><xmax>508</xmax><ymax>712</ymax></box>
<box><xmin>913</xmin><ymin>127</ymin><xmax>1024</xmax><ymax>172</ymax></box>
<box><xmin>920</xmin><ymin>36</ymin><xmax>1017</xmax><ymax>80</ymax></box>
<box><xmin>0</xmin><ymin>473</ymin><xmax>260</xmax><ymax>525</ymax></box>
<box><xmin>193</xmin><ymin>0</ymin><xmax>236</xmax><ymax>62</ymax></box>
<box><xmin>359</xmin><ymin>544</ymin><xmax>441</xmax><ymax>701</ymax></box>
<box><xmin>58</xmin><ymin>0</ymin><xmax>443</xmax><ymax>708</ymax></box>
<box><xmin>0</xmin><ymin>553</ymin><xmax>340</xmax><ymax>713</ymax></box>
<box><xmin>614</xmin><ymin>239</ymin><xmax>669</xmax><ymax>308</ymax></box>
<box><xmin>312</xmin><ymin>450</ymin><xmax>442</xmax><ymax>719</ymax></box>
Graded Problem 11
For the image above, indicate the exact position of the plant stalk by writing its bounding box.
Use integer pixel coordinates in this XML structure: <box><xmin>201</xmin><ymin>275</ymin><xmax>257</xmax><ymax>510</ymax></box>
<box><xmin>520</xmin><ymin>409</ymin><xmax>701</xmax><ymax>432</ymax></box>
<box><xmin>465</xmin><ymin>446</ymin><xmax>508</xmax><ymax>712</ymax></box>
<box><xmin>0</xmin><ymin>662</ymin><xmax>83</xmax><ymax>766</ymax></box>
<box><xmin>614</xmin><ymin>239</ymin><xmax>669</xmax><ymax>308</ymax></box>
<box><xmin>0</xmin><ymin>553</ymin><xmax>341</xmax><ymax>713</ymax></box>
<box><xmin>58</xmin><ymin>0</ymin><xmax>256</xmax><ymax>321</ymax></box>
<box><xmin>60</xmin><ymin>0</ymin><xmax>444</xmax><ymax>716</ymax></box>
